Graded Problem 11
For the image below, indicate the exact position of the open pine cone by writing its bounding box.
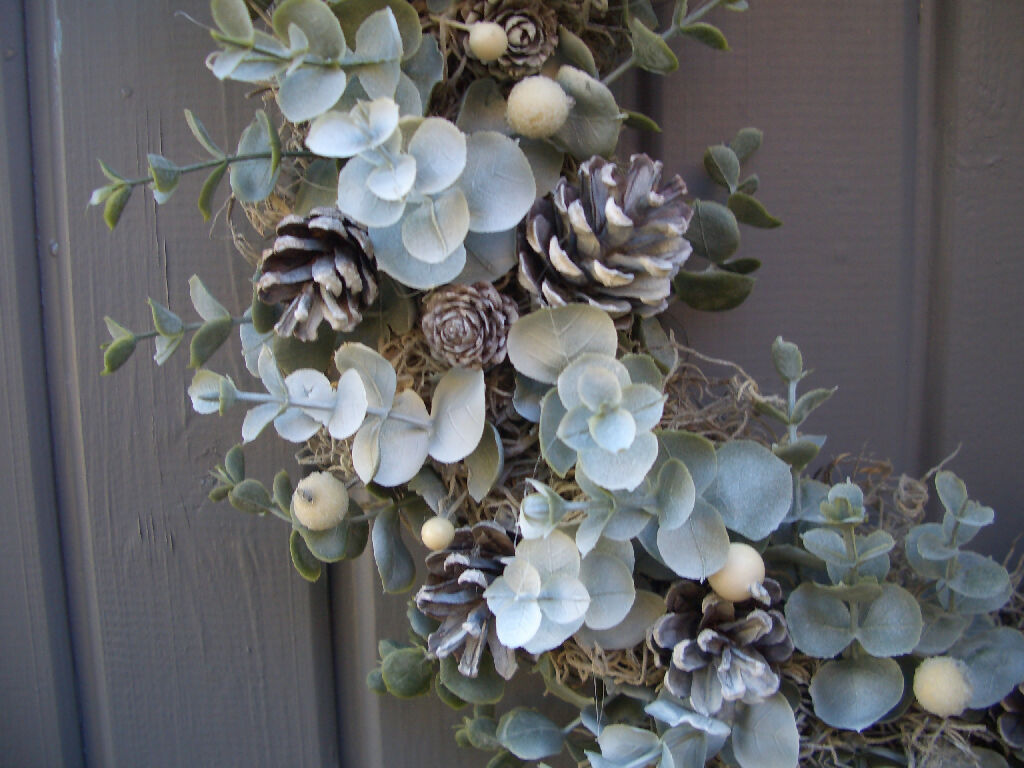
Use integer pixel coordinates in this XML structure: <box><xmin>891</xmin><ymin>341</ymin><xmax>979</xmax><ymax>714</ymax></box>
<box><xmin>651</xmin><ymin>579</ymin><xmax>794</xmax><ymax>716</ymax></box>
<box><xmin>414</xmin><ymin>521</ymin><xmax>518</xmax><ymax>680</ymax></box>
<box><xmin>255</xmin><ymin>207</ymin><xmax>378</xmax><ymax>342</ymax></box>
<box><xmin>518</xmin><ymin>154</ymin><xmax>693</xmax><ymax>321</ymax></box>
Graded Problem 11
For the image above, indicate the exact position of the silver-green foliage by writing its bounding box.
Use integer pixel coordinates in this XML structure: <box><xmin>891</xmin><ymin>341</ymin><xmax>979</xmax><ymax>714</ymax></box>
<box><xmin>786</xmin><ymin>482</ymin><xmax>923</xmax><ymax>731</ymax></box>
<box><xmin>305</xmin><ymin>99</ymin><xmax>535</xmax><ymax>289</ymax></box>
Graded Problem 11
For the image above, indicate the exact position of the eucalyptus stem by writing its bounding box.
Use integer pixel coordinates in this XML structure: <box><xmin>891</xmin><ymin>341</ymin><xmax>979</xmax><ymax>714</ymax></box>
<box><xmin>132</xmin><ymin>315</ymin><xmax>249</xmax><ymax>341</ymax></box>
<box><xmin>121</xmin><ymin>150</ymin><xmax>317</xmax><ymax>188</ymax></box>
<box><xmin>602</xmin><ymin>0</ymin><xmax>727</xmax><ymax>85</ymax></box>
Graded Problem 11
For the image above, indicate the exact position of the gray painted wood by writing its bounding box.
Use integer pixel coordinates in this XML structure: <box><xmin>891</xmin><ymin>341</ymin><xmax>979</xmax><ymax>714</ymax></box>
<box><xmin>26</xmin><ymin>0</ymin><xmax>337</xmax><ymax>764</ymax></box>
<box><xmin>0</xmin><ymin>1</ymin><xmax>83</xmax><ymax>764</ymax></box>
<box><xmin>6</xmin><ymin>0</ymin><xmax>1022</xmax><ymax>765</ymax></box>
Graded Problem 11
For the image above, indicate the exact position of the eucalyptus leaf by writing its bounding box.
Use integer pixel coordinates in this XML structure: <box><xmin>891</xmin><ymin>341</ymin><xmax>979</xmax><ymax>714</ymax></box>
<box><xmin>230</xmin><ymin>110</ymin><xmax>281</xmax><ymax>203</ymax></box>
<box><xmin>731</xmin><ymin>694</ymin><xmax>799</xmax><ymax>768</ymax></box>
<box><xmin>408</xmin><ymin>117</ymin><xmax>466</xmax><ymax>195</ymax></box>
<box><xmin>674</xmin><ymin>268</ymin><xmax>754</xmax><ymax>311</ymax></box>
<box><xmin>784</xmin><ymin>584</ymin><xmax>854</xmax><ymax>658</ymax></box>
<box><xmin>552</xmin><ymin>66</ymin><xmax>623</xmax><ymax>160</ymax></box>
<box><xmin>273</xmin><ymin>0</ymin><xmax>346</xmax><ymax>59</ymax></box>
<box><xmin>656</xmin><ymin>499</ymin><xmax>729</xmax><ymax>580</ymax></box>
<box><xmin>189</xmin><ymin>316</ymin><xmax>233</xmax><ymax>368</ymax></box>
<box><xmin>458</xmin><ymin>131</ymin><xmax>535</xmax><ymax>233</ymax></box>
<box><xmin>809</xmin><ymin>656</ymin><xmax>904</xmax><ymax>732</ymax></box>
<box><xmin>333</xmin><ymin>0</ymin><xmax>421</xmax><ymax>62</ymax></box>
<box><xmin>679</xmin><ymin>22</ymin><xmax>729</xmax><ymax>50</ymax></box>
<box><xmin>402</xmin><ymin>189</ymin><xmax>470</xmax><ymax>264</ymax></box>
<box><xmin>294</xmin><ymin>158</ymin><xmax>340</xmax><ymax>215</ymax></box>
<box><xmin>428</xmin><ymin>366</ymin><xmax>486</xmax><ymax>463</ymax></box>
<box><xmin>372</xmin><ymin>505</ymin><xmax>416</xmax><ymax>593</ymax></box>
<box><xmin>914</xmin><ymin>602</ymin><xmax>969</xmax><ymax>655</ymax></box>
<box><xmin>466</xmin><ymin>423</ymin><xmax>503</xmax><ymax>502</ymax></box>
<box><xmin>381</xmin><ymin>646</ymin><xmax>434</xmax><ymax>698</ymax></box>
<box><xmin>951</xmin><ymin>627</ymin><xmax>1024</xmax><ymax>709</ymax></box>
<box><xmin>197</xmin><ymin>161</ymin><xmax>228</xmax><ymax>221</ymax></box>
<box><xmin>456</xmin><ymin>78</ymin><xmax>509</xmax><ymax>135</ymax></box>
<box><xmin>856</xmin><ymin>584</ymin><xmax>922</xmax><ymax>657</ymax></box>
<box><xmin>656</xmin><ymin>431</ymin><xmax>717</xmax><ymax>494</ymax></box>
<box><xmin>707</xmin><ymin>440</ymin><xmax>792</xmax><ymax>540</ymax></box>
<box><xmin>439</xmin><ymin>653</ymin><xmax>505</xmax><ymax>705</ymax></box>
<box><xmin>402</xmin><ymin>34</ymin><xmax>442</xmax><ymax>111</ymax></box>
<box><xmin>374</xmin><ymin>390</ymin><xmax>431</xmax><ymax>486</ymax></box>
<box><xmin>574</xmin><ymin>590</ymin><xmax>665</xmax><ymax>651</ymax></box>
<box><xmin>289</xmin><ymin>529</ymin><xmax>322</xmax><ymax>581</ymax></box>
<box><xmin>507</xmin><ymin>305</ymin><xmax>618</xmax><ymax>385</ymax></box>
<box><xmin>947</xmin><ymin>551</ymin><xmax>1010</xmax><ymax>599</ymax></box>
<box><xmin>579</xmin><ymin>551</ymin><xmax>635</xmax><ymax>630</ymax></box>
<box><xmin>277</xmin><ymin>66</ymin><xmax>348</xmax><ymax>122</ymax></box>
<box><xmin>729</xmin><ymin>127</ymin><xmax>763</xmax><ymax>162</ymax></box>
<box><xmin>628</xmin><ymin>16</ymin><xmax>678</xmax><ymax>74</ymax></box>
<box><xmin>684</xmin><ymin>200</ymin><xmax>740</xmax><ymax>264</ymax></box>
<box><xmin>703</xmin><ymin>145</ymin><xmax>740</xmax><ymax>191</ymax></box>
<box><xmin>459</xmin><ymin>229</ymin><xmax>518</xmax><ymax>283</ymax></box>
<box><xmin>370</xmin><ymin>221</ymin><xmax>466</xmax><ymax>289</ymax></box>
<box><xmin>728</xmin><ymin>192</ymin><xmax>782</xmax><ymax>229</ymax></box>
<box><xmin>229</xmin><ymin>478</ymin><xmax>272</xmax><ymax>515</ymax></box>
<box><xmin>211</xmin><ymin>0</ymin><xmax>254</xmax><ymax>43</ymax></box>
<box><xmin>497</xmin><ymin>708</ymin><xmax>565</xmax><ymax>761</ymax></box>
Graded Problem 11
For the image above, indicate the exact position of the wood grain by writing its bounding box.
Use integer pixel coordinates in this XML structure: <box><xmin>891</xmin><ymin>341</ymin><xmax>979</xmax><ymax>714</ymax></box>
<box><xmin>27</xmin><ymin>0</ymin><xmax>337</xmax><ymax>764</ymax></box>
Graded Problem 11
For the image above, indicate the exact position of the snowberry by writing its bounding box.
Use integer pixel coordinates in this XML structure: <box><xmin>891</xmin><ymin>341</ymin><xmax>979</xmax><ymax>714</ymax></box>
<box><xmin>913</xmin><ymin>656</ymin><xmax>973</xmax><ymax>717</ymax></box>
<box><xmin>421</xmin><ymin>516</ymin><xmax>456</xmax><ymax>551</ymax></box>
<box><xmin>707</xmin><ymin>542</ymin><xmax>766</xmax><ymax>602</ymax></box>
<box><xmin>291</xmin><ymin>472</ymin><xmax>349</xmax><ymax>531</ymax></box>
<box><xmin>506</xmin><ymin>76</ymin><xmax>572</xmax><ymax>139</ymax></box>
<box><xmin>468</xmin><ymin>22</ymin><xmax>508</xmax><ymax>63</ymax></box>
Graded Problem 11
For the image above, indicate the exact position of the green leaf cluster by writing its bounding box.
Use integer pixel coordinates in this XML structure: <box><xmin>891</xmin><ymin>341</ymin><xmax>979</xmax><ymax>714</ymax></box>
<box><xmin>676</xmin><ymin>127</ymin><xmax>782</xmax><ymax>312</ymax></box>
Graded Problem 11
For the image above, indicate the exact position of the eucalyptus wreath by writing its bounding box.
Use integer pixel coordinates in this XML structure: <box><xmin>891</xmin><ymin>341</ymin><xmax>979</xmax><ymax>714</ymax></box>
<box><xmin>92</xmin><ymin>1</ymin><xmax>1024</xmax><ymax>766</ymax></box>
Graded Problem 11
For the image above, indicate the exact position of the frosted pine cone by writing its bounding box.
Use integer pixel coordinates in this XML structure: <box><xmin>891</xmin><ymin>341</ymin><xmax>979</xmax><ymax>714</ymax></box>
<box><xmin>414</xmin><ymin>521</ymin><xmax>518</xmax><ymax>679</ymax></box>
<box><xmin>651</xmin><ymin>579</ymin><xmax>794</xmax><ymax>716</ymax></box>
<box><xmin>256</xmin><ymin>207</ymin><xmax>378</xmax><ymax>342</ymax></box>
<box><xmin>463</xmin><ymin>0</ymin><xmax>558</xmax><ymax>79</ymax></box>
<box><xmin>421</xmin><ymin>282</ymin><xmax>518</xmax><ymax>368</ymax></box>
<box><xmin>518</xmin><ymin>154</ymin><xmax>693</xmax><ymax>320</ymax></box>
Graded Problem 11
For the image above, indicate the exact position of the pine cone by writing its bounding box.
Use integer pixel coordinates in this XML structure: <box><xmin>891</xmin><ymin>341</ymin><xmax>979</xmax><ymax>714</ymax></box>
<box><xmin>421</xmin><ymin>282</ymin><xmax>519</xmax><ymax>368</ymax></box>
<box><xmin>518</xmin><ymin>154</ymin><xmax>693</xmax><ymax>320</ymax></box>
<box><xmin>463</xmin><ymin>0</ymin><xmax>558</xmax><ymax>79</ymax></box>
<box><xmin>997</xmin><ymin>682</ymin><xmax>1024</xmax><ymax>750</ymax></box>
<box><xmin>256</xmin><ymin>207</ymin><xmax>378</xmax><ymax>342</ymax></box>
<box><xmin>651</xmin><ymin>579</ymin><xmax>794</xmax><ymax>716</ymax></box>
<box><xmin>414</xmin><ymin>521</ymin><xmax>518</xmax><ymax>679</ymax></box>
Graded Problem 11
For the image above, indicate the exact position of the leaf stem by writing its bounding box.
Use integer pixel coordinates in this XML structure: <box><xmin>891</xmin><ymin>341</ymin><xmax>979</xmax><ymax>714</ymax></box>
<box><xmin>602</xmin><ymin>0</ymin><xmax>726</xmax><ymax>85</ymax></box>
<box><xmin>132</xmin><ymin>315</ymin><xmax>249</xmax><ymax>341</ymax></box>
<box><xmin>120</xmin><ymin>150</ymin><xmax>317</xmax><ymax>189</ymax></box>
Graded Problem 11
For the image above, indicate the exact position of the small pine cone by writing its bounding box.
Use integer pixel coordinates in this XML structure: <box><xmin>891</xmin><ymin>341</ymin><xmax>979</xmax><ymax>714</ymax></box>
<box><xmin>997</xmin><ymin>682</ymin><xmax>1024</xmax><ymax>749</ymax></box>
<box><xmin>463</xmin><ymin>0</ymin><xmax>558</xmax><ymax>79</ymax></box>
<box><xmin>421</xmin><ymin>282</ymin><xmax>519</xmax><ymax>368</ymax></box>
<box><xmin>256</xmin><ymin>207</ymin><xmax>378</xmax><ymax>342</ymax></box>
<box><xmin>518</xmin><ymin>154</ymin><xmax>693</xmax><ymax>321</ymax></box>
<box><xmin>415</xmin><ymin>521</ymin><xmax>518</xmax><ymax>679</ymax></box>
<box><xmin>651</xmin><ymin>579</ymin><xmax>794</xmax><ymax>716</ymax></box>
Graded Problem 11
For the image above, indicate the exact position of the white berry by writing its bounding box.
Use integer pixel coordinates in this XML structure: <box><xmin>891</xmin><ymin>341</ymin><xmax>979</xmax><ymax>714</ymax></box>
<box><xmin>291</xmin><ymin>472</ymin><xmax>349</xmax><ymax>531</ymax></box>
<box><xmin>421</xmin><ymin>517</ymin><xmax>456</xmax><ymax>551</ymax></box>
<box><xmin>506</xmin><ymin>76</ymin><xmax>573</xmax><ymax>139</ymax></box>
<box><xmin>914</xmin><ymin>656</ymin><xmax>973</xmax><ymax>717</ymax></box>
<box><xmin>707</xmin><ymin>542</ymin><xmax>766</xmax><ymax>602</ymax></box>
<box><xmin>468</xmin><ymin>22</ymin><xmax>508</xmax><ymax>63</ymax></box>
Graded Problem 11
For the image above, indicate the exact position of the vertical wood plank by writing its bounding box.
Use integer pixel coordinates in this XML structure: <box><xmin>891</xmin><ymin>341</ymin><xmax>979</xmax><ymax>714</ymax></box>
<box><xmin>656</xmin><ymin>2</ymin><xmax>931</xmax><ymax>477</ymax></box>
<box><xmin>26</xmin><ymin>1</ymin><xmax>339</xmax><ymax>764</ymax></box>
<box><xmin>919</xmin><ymin>0</ymin><xmax>1024</xmax><ymax>550</ymax></box>
<box><xmin>0</xmin><ymin>1</ymin><xmax>83</xmax><ymax>764</ymax></box>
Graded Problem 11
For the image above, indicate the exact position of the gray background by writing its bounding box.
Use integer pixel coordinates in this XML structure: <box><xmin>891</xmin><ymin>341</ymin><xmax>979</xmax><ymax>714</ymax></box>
<box><xmin>2</xmin><ymin>0</ymin><xmax>1021</xmax><ymax>765</ymax></box>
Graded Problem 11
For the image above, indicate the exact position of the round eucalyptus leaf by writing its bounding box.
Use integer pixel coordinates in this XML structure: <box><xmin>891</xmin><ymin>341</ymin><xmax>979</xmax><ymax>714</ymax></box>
<box><xmin>289</xmin><ymin>529</ymin><xmax>322</xmax><ymax>581</ymax></box>
<box><xmin>656</xmin><ymin>499</ymin><xmax>729</xmax><ymax>580</ymax></box>
<box><xmin>337</xmin><ymin>157</ymin><xmax>406</xmax><ymax>227</ymax></box>
<box><xmin>914</xmin><ymin>602</ymin><xmax>969</xmax><ymax>655</ymax></box>
<box><xmin>684</xmin><ymin>200</ymin><xmax>740</xmax><ymax>263</ymax></box>
<box><xmin>951</xmin><ymin>626</ymin><xmax>1024</xmax><ymax>708</ymax></box>
<box><xmin>188</xmin><ymin>370</ymin><xmax>224</xmax><ymax>414</ymax></box>
<box><xmin>273</xmin><ymin>0</ymin><xmax>346</xmax><ymax>59</ymax></box>
<box><xmin>656</xmin><ymin>431</ymin><xmax>717</xmax><ymax>494</ymax></box>
<box><xmin>947</xmin><ymin>551</ymin><xmax>1010</xmax><ymax>599</ymax></box>
<box><xmin>810</xmin><ymin>657</ymin><xmax>904</xmax><ymax>732</ymax></box>
<box><xmin>427</xmin><ymin>366</ymin><xmax>485</xmax><ymax>462</ymax></box>
<box><xmin>731</xmin><ymin>694</ymin><xmax>799</xmax><ymax>768</ymax></box>
<box><xmin>458</xmin><ymin>228</ymin><xmax>517</xmax><ymax>283</ymax></box>
<box><xmin>552</xmin><ymin>66</ymin><xmax>623</xmax><ymax>159</ymax></box>
<box><xmin>230</xmin><ymin>111</ymin><xmax>280</xmax><ymax>203</ymax></box>
<box><xmin>856</xmin><ymin>584</ymin><xmax>922</xmax><ymax>657</ymax></box>
<box><xmin>456</xmin><ymin>78</ymin><xmax>509</xmax><ymax>134</ymax></box>
<box><xmin>371</xmin><ymin>505</ymin><xmax>415</xmax><ymax>593</ymax></box>
<box><xmin>276</xmin><ymin>67</ymin><xmax>348</xmax><ymax>123</ymax></box>
<box><xmin>380</xmin><ymin>646</ymin><xmax>434</xmax><ymax>698</ymax></box>
<box><xmin>593</xmin><ymin>724</ymin><xmax>661</xmax><ymax>763</ymax></box>
<box><xmin>654</xmin><ymin>458</ymin><xmax>696</xmax><ymax>530</ymax></box>
<box><xmin>537</xmin><ymin>574</ymin><xmax>590</xmax><ymax>624</ymax></box>
<box><xmin>408</xmin><ymin>118</ymin><xmax>467</xmax><ymax>195</ymax></box>
<box><xmin>579</xmin><ymin>551</ymin><xmax>635</xmax><ymax>630</ymax></box>
<box><xmin>334</xmin><ymin>342</ymin><xmax>396</xmax><ymax>407</ymax></box>
<box><xmin>494</xmin><ymin>598</ymin><xmax>543</xmax><ymax>648</ymax></box>
<box><xmin>242</xmin><ymin>402</ymin><xmax>283</xmax><ymax>442</ymax></box>
<box><xmin>296</xmin><ymin>517</ymin><xmax>351</xmax><ymax>562</ymax></box>
<box><xmin>578</xmin><ymin>431</ymin><xmax>658</xmax><ymax>492</ymax></box>
<box><xmin>401</xmin><ymin>188</ymin><xmax>470</xmax><ymax>264</ymax></box>
<box><xmin>707</xmin><ymin>440</ymin><xmax>792</xmax><ymax>541</ymax></box>
<box><xmin>588</xmin><ymin>409</ymin><xmax>636</xmax><ymax>453</ymax></box>
<box><xmin>402</xmin><ymin>34</ymin><xmax>442</xmax><ymax>109</ymax></box>
<box><xmin>211</xmin><ymin>0</ymin><xmax>254</xmax><ymax>42</ymax></box>
<box><xmin>620</xmin><ymin>354</ymin><xmax>663</xmax><ymax>390</ymax></box>
<box><xmin>374</xmin><ymin>390</ymin><xmax>430</xmax><ymax>486</ymax></box>
<box><xmin>799</xmin><ymin>528</ymin><xmax>850</xmax><ymax>567</ymax></box>
<box><xmin>366</xmin><ymin>152</ymin><xmax>416</xmax><ymax>201</ymax></box>
<box><xmin>620</xmin><ymin>384</ymin><xmax>665</xmax><ymax>432</ymax></box>
<box><xmin>575</xmin><ymin>590</ymin><xmax>665</xmax><ymax>651</ymax></box>
<box><xmin>520</xmin><ymin>138</ymin><xmax>564</xmax><ymax>197</ymax></box>
<box><xmin>458</xmin><ymin>131</ymin><xmax>535</xmax><ymax>233</ymax></box>
<box><xmin>439</xmin><ymin>653</ymin><xmax>505</xmax><ymax>705</ymax></box>
<box><xmin>497</xmin><ymin>708</ymin><xmax>565</xmax><ymax>761</ymax></box>
<box><xmin>905</xmin><ymin>523</ymin><xmax>948</xmax><ymax>579</ymax></box>
<box><xmin>517</xmin><ymin>529</ymin><xmax>580</xmax><ymax>579</ymax></box>
<box><xmin>538</xmin><ymin>389</ymin><xmax>576</xmax><ymax>476</ymax></box>
<box><xmin>328</xmin><ymin>368</ymin><xmax>369</xmax><ymax>439</ymax></box>
<box><xmin>557</xmin><ymin>354</ymin><xmax>630</xmax><ymax>411</ymax></box>
<box><xmin>784</xmin><ymin>584</ymin><xmax>854</xmax><ymax>658</ymax></box>
<box><xmin>369</xmin><ymin>222</ymin><xmax>466</xmax><ymax>289</ymax></box>
<box><xmin>308</xmin><ymin>111</ymin><xmax>377</xmax><ymax>159</ymax></box>
<box><xmin>935</xmin><ymin>470</ymin><xmax>968</xmax><ymax>517</ymax></box>
<box><xmin>273</xmin><ymin>407</ymin><xmax>323</xmax><ymax>442</ymax></box>
<box><xmin>508</xmin><ymin>306</ymin><xmax>617</xmax><ymax>384</ymax></box>
<box><xmin>674</xmin><ymin>268</ymin><xmax>754</xmax><ymax>312</ymax></box>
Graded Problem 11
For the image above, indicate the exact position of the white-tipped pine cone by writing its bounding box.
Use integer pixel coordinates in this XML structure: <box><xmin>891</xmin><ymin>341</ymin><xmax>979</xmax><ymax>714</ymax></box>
<box><xmin>421</xmin><ymin>282</ymin><xmax>519</xmax><ymax>368</ymax></box>
<box><xmin>256</xmin><ymin>207</ymin><xmax>378</xmax><ymax>342</ymax></box>
<box><xmin>518</xmin><ymin>154</ymin><xmax>693</xmax><ymax>320</ymax></box>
